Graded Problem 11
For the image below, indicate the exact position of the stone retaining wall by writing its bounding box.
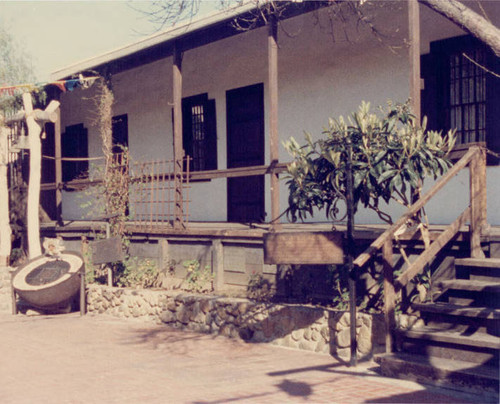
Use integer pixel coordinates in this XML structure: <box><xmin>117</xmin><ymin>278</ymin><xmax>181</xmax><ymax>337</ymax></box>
<box><xmin>87</xmin><ymin>284</ymin><xmax>386</xmax><ymax>359</ymax></box>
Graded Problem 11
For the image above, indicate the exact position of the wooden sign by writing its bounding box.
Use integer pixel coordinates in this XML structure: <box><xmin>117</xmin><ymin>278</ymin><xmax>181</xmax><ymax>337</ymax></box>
<box><xmin>90</xmin><ymin>237</ymin><xmax>124</xmax><ymax>265</ymax></box>
<box><xmin>264</xmin><ymin>231</ymin><xmax>345</xmax><ymax>265</ymax></box>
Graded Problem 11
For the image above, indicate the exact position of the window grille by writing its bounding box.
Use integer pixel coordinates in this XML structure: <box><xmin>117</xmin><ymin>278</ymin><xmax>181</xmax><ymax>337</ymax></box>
<box><xmin>446</xmin><ymin>49</ymin><xmax>487</xmax><ymax>145</ymax></box>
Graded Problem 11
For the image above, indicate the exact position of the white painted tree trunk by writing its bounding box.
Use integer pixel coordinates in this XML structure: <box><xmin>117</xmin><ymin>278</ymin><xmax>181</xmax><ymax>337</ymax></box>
<box><xmin>23</xmin><ymin>93</ymin><xmax>42</xmax><ymax>259</ymax></box>
<box><xmin>0</xmin><ymin>120</ymin><xmax>11</xmax><ymax>265</ymax></box>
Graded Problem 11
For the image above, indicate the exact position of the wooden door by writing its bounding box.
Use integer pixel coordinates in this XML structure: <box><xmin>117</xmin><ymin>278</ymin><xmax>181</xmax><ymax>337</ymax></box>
<box><xmin>226</xmin><ymin>83</ymin><xmax>265</xmax><ymax>223</ymax></box>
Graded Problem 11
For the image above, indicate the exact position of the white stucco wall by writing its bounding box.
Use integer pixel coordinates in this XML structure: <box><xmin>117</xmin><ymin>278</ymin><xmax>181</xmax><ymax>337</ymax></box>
<box><xmin>58</xmin><ymin>1</ymin><xmax>500</xmax><ymax>225</ymax></box>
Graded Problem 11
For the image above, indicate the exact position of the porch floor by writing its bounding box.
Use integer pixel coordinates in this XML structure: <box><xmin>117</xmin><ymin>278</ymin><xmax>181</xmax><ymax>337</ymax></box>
<box><xmin>41</xmin><ymin>220</ymin><xmax>500</xmax><ymax>243</ymax></box>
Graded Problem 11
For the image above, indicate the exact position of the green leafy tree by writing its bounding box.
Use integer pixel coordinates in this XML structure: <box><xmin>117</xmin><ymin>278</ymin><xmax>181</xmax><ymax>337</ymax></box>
<box><xmin>0</xmin><ymin>26</ymin><xmax>37</xmax><ymax>113</ymax></box>
<box><xmin>283</xmin><ymin>101</ymin><xmax>456</xmax><ymax>224</ymax></box>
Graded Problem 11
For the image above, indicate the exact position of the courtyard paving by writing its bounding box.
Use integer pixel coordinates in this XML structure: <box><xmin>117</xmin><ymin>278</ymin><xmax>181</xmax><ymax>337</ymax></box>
<box><xmin>0</xmin><ymin>312</ymin><xmax>494</xmax><ymax>403</ymax></box>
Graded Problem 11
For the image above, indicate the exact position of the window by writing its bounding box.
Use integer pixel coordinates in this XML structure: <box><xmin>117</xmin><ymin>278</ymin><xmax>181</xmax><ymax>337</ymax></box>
<box><xmin>421</xmin><ymin>36</ymin><xmax>499</xmax><ymax>163</ymax></box>
<box><xmin>182</xmin><ymin>94</ymin><xmax>217</xmax><ymax>171</ymax></box>
<box><xmin>112</xmin><ymin>114</ymin><xmax>128</xmax><ymax>154</ymax></box>
<box><xmin>62</xmin><ymin>123</ymin><xmax>88</xmax><ymax>182</ymax></box>
<box><xmin>447</xmin><ymin>48</ymin><xmax>487</xmax><ymax>144</ymax></box>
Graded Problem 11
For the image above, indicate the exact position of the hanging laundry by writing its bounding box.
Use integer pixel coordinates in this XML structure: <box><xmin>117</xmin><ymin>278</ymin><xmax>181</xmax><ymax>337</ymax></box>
<box><xmin>64</xmin><ymin>79</ymin><xmax>82</xmax><ymax>92</ymax></box>
<box><xmin>80</xmin><ymin>76</ymin><xmax>98</xmax><ymax>89</ymax></box>
<box><xmin>52</xmin><ymin>81</ymin><xmax>67</xmax><ymax>92</ymax></box>
<box><xmin>0</xmin><ymin>87</ymin><xmax>15</xmax><ymax>97</ymax></box>
<box><xmin>0</xmin><ymin>76</ymin><xmax>100</xmax><ymax>97</ymax></box>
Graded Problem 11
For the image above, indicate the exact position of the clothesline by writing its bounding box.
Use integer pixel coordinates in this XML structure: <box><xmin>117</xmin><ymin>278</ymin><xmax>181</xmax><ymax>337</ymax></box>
<box><xmin>0</xmin><ymin>76</ymin><xmax>100</xmax><ymax>98</ymax></box>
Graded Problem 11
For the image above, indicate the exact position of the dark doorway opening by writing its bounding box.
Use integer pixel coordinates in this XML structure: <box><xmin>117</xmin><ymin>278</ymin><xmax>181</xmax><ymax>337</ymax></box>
<box><xmin>112</xmin><ymin>114</ymin><xmax>128</xmax><ymax>154</ymax></box>
<box><xmin>226</xmin><ymin>83</ymin><xmax>265</xmax><ymax>223</ymax></box>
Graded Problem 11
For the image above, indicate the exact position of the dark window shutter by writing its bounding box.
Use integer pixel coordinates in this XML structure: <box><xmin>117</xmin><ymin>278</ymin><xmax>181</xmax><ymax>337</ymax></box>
<box><xmin>112</xmin><ymin>114</ymin><xmax>128</xmax><ymax>154</ymax></box>
<box><xmin>205</xmin><ymin>98</ymin><xmax>217</xmax><ymax>170</ymax></box>
<box><xmin>42</xmin><ymin>122</ymin><xmax>55</xmax><ymax>183</ymax></box>
<box><xmin>182</xmin><ymin>101</ymin><xmax>193</xmax><ymax>161</ymax></box>
<box><xmin>62</xmin><ymin>124</ymin><xmax>88</xmax><ymax>182</ymax></box>
<box><xmin>181</xmin><ymin>93</ymin><xmax>217</xmax><ymax>172</ymax></box>
<box><xmin>420</xmin><ymin>52</ymin><xmax>439</xmax><ymax>132</ymax></box>
<box><xmin>424</xmin><ymin>35</ymin><xmax>499</xmax><ymax>165</ymax></box>
<box><xmin>486</xmin><ymin>52</ymin><xmax>500</xmax><ymax>164</ymax></box>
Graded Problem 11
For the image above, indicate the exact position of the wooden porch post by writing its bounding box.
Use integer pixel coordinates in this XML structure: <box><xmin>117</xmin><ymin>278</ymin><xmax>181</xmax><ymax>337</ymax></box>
<box><xmin>268</xmin><ymin>16</ymin><xmax>280</xmax><ymax>230</ymax></box>
<box><xmin>212</xmin><ymin>239</ymin><xmax>224</xmax><ymax>292</ymax></box>
<box><xmin>479</xmin><ymin>147</ymin><xmax>487</xmax><ymax>230</ymax></box>
<box><xmin>382</xmin><ymin>240</ymin><xmax>396</xmax><ymax>353</ymax></box>
<box><xmin>55</xmin><ymin>107</ymin><xmax>63</xmax><ymax>225</ymax></box>
<box><xmin>408</xmin><ymin>0</ymin><xmax>421</xmax><ymax>123</ymax></box>
<box><xmin>469</xmin><ymin>146</ymin><xmax>486</xmax><ymax>259</ymax></box>
<box><xmin>173</xmin><ymin>42</ymin><xmax>185</xmax><ymax>229</ymax></box>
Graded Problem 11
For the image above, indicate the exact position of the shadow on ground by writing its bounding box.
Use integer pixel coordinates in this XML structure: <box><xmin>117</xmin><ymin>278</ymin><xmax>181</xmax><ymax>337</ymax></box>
<box><xmin>120</xmin><ymin>324</ymin><xmax>490</xmax><ymax>403</ymax></box>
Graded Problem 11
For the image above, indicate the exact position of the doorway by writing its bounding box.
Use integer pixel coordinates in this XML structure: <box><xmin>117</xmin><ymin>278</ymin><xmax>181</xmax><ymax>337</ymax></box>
<box><xmin>226</xmin><ymin>83</ymin><xmax>265</xmax><ymax>223</ymax></box>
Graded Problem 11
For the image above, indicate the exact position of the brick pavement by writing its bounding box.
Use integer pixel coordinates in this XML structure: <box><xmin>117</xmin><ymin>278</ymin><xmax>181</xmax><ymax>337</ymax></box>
<box><xmin>0</xmin><ymin>313</ymin><xmax>493</xmax><ymax>403</ymax></box>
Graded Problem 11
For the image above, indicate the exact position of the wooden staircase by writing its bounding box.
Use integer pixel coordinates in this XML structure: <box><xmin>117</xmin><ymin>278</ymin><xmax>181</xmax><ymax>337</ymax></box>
<box><xmin>351</xmin><ymin>147</ymin><xmax>499</xmax><ymax>396</ymax></box>
<box><xmin>376</xmin><ymin>257</ymin><xmax>500</xmax><ymax>395</ymax></box>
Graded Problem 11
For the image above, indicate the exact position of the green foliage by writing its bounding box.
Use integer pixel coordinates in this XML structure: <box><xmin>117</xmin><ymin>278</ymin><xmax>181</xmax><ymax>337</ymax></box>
<box><xmin>8</xmin><ymin>181</ymin><xmax>27</xmax><ymax>249</ymax></box>
<box><xmin>9</xmin><ymin>247</ymin><xmax>25</xmax><ymax>267</ymax></box>
<box><xmin>411</xmin><ymin>265</ymin><xmax>432</xmax><ymax>303</ymax></box>
<box><xmin>182</xmin><ymin>259</ymin><xmax>213</xmax><ymax>293</ymax></box>
<box><xmin>328</xmin><ymin>264</ymin><xmax>371</xmax><ymax>311</ymax></box>
<box><xmin>247</xmin><ymin>271</ymin><xmax>273</xmax><ymax>302</ymax></box>
<box><xmin>284</xmin><ymin>101</ymin><xmax>456</xmax><ymax>224</ymax></box>
<box><xmin>329</xmin><ymin>265</ymin><xmax>350</xmax><ymax>310</ymax></box>
<box><xmin>115</xmin><ymin>257</ymin><xmax>159</xmax><ymax>288</ymax></box>
<box><xmin>0</xmin><ymin>26</ymin><xmax>46</xmax><ymax>114</ymax></box>
<box><xmin>0</xmin><ymin>27</ymin><xmax>34</xmax><ymax>84</ymax></box>
<box><xmin>79</xmin><ymin>83</ymin><xmax>131</xmax><ymax>284</ymax></box>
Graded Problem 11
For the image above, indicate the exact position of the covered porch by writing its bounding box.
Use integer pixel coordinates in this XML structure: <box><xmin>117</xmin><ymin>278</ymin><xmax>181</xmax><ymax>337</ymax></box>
<box><xmin>40</xmin><ymin>0</ymin><xmax>437</xmax><ymax>229</ymax></box>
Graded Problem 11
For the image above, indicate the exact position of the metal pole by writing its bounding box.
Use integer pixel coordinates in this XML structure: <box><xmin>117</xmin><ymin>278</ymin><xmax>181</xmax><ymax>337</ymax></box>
<box><xmin>105</xmin><ymin>221</ymin><xmax>112</xmax><ymax>286</ymax></box>
<box><xmin>346</xmin><ymin>137</ymin><xmax>357</xmax><ymax>367</ymax></box>
<box><xmin>268</xmin><ymin>15</ymin><xmax>280</xmax><ymax>231</ymax></box>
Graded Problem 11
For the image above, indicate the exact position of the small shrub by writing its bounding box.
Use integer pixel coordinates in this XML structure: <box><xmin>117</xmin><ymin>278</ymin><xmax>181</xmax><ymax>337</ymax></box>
<box><xmin>247</xmin><ymin>271</ymin><xmax>273</xmax><ymax>302</ymax></box>
<box><xmin>182</xmin><ymin>259</ymin><xmax>214</xmax><ymax>293</ymax></box>
<box><xmin>9</xmin><ymin>247</ymin><xmax>26</xmax><ymax>267</ymax></box>
<box><xmin>182</xmin><ymin>259</ymin><xmax>213</xmax><ymax>293</ymax></box>
<box><xmin>115</xmin><ymin>257</ymin><xmax>159</xmax><ymax>288</ymax></box>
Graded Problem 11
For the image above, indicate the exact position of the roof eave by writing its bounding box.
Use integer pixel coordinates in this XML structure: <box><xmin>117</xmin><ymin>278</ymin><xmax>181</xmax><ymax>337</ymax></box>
<box><xmin>50</xmin><ymin>1</ymin><xmax>258</xmax><ymax>81</ymax></box>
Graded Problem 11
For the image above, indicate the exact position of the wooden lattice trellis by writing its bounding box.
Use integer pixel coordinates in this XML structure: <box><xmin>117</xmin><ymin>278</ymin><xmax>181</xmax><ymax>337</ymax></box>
<box><xmin>128</xmin><ymin>157</ymin><xmax>190</xmax><ymax>231</ymax></box>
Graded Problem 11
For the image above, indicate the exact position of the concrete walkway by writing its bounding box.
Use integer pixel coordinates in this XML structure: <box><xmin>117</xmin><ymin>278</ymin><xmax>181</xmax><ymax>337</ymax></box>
<box><xmin>0</xmin><ymin>313</ymin><xmax>493</xmax><ymax>403</ymax></box>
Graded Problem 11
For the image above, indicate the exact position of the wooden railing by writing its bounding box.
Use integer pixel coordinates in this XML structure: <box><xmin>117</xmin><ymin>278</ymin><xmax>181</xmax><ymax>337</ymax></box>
<box><xmin>40</xmin><ymin>161</ymin><xmax>290</xmax><ymax>228</ymax></box>
<box><xmin>353</xmin><ymin>146</ymin><xmax>487</xmax><ymax>353</ymax></box>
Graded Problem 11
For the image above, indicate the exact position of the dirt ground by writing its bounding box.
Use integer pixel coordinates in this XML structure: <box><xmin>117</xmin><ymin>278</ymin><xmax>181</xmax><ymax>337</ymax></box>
<box><xmin>0</xmin><ymin>312</ymin><xmax>493</xmax><ymax>403</ymax></box>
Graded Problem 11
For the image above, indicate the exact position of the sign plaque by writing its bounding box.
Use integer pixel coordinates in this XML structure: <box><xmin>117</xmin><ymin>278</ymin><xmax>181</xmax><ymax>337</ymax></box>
<box><xmin>264</xmin><ymin>231</ymin><xmax>345</xmax><ymax>265</ymax></box>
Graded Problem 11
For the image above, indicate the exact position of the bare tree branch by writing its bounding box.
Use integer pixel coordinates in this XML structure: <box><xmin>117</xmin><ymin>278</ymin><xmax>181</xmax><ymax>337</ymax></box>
<box><xmin>133</xmin><ymin>0</ymin><xmax>500</xmax><ymax>58</ymax></box>
<box><xmin>419</xmin><ymin>0</ymin><xmax>500</xmax><ymax>57</ymax></box>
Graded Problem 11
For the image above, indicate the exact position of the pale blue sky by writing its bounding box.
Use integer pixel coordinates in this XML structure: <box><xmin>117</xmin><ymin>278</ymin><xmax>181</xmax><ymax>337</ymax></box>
<box><xmin>0</xmin><ymin>1</ymin><xmax>218</xmax><ymax>82</ymax></box>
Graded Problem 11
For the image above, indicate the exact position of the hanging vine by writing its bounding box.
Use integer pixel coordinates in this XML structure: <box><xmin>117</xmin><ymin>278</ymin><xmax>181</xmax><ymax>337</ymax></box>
<box><xmin>94</xmin><ymin>78</ymin><xmax>130</xmax><ymax>246</ymax></box>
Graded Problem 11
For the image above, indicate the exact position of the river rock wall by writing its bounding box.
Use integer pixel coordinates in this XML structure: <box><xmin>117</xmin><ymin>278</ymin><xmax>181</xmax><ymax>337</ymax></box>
<box><xmin>87</xmin><ymin>284</ymin><xmax>386</xmax><ymax>360</ymax></box>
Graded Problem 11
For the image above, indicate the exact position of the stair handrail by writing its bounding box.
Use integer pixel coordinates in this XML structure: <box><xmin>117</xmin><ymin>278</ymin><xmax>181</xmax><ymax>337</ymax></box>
<box><xmin>352</xmin><ymin>145</ymin><xmax>487</xmax><ymax>352</ymax></box>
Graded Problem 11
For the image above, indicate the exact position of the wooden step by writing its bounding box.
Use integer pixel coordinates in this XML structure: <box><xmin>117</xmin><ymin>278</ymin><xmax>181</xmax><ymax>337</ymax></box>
<box><xmin>398</xmin><ymin>326</ymin><xmax>500</xmax><ymax>349</ymax></box>
<box><xmin>455</xmin><ymin>258</ymin><xmax>500</xmax><ymax>282</ymax></box>
<box><xmin>413</xmin><ymin>302</ymin><xmax>500</xmax><ymax>319</ymax></box>
<box><xmin>376</xmin><ymin>352</ymin><xmax>499</xmax><ymax>396</ymax></box>
<box><xmin>455</xmin><ymin>258</ymin><xmax>500</xmax><ymax>269</ymax></box>
<box><xmin>438</xmin><ymin>279</ymin><xmax>500</xmax><ymax>292</ymax></box>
